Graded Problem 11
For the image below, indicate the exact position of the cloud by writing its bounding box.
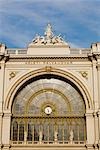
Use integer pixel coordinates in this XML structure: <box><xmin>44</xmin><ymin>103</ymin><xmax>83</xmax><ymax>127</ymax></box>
<box><xmin>0</xmin><ymin>0</ymin><xmax>100</xmax><ymax>48</ymax></box>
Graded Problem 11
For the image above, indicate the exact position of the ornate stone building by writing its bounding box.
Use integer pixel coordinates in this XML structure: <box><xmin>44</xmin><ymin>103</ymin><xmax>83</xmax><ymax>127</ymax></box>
<box><xmin>0</xmin><ymin>24</ymin><xmax>100</xmax><ymax>150</ymax></box>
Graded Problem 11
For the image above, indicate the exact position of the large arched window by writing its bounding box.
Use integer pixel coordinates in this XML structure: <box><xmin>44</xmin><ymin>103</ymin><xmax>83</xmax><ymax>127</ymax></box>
<box><xmin>11</xmin><ymin>74</ymin><xmax>86</xmax><ymax>145</ymax></box>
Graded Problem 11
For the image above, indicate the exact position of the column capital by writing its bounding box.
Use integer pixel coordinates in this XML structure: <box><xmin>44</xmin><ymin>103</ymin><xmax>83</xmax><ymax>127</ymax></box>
<box><xmin>85</xmin><ymin>110</ymin><xmax>94</xmax><ymax>117</ymax></box>
<box><xmin>3</xmin><ymin>112</ymin><xmax>12</xmax><ymax>118</ymax></box>
<box><xmin>0</xmin><ymin>144</ymin><xmax>3</xmax><ymax>148</ymax></box>
<box><xmin>97</xmin><ymin>142</ymin><xmax>100</xmax><ymax>148</ymax></box>
<box><xmin>85</xmin><ymin>143</ymin><xmax>94</xmax><ymax>149</ymax></box>
<box><xmin>97</xmin><ymin>110</ymin><xmax>100</xmax><ymax>116</ymax></box>
<box><xmin>93</xmin><ymin>111</ymin><xmax>98</xmax><ymax>117</ymax></box>
<box><xmin>93</xmin><ymin>143</ymin><xmax>98</xmax><ymax>149</ymax></box>
<box><xmin>0</xmin><ymin>113</ymin><xmax>3</xmax><ymax>117</ymax></box>
<box><xmin>2</xmin><ymin>144</ymin><xmax>11</xmax><ymax>149</ymax></box>
<box><xmin>88</xmin><ymin>53</ymin><xmax>94</xmax><ymax>61</ymax></box>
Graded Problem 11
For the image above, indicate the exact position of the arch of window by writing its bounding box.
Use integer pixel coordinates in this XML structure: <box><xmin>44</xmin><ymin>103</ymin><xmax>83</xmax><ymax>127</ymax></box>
<box><xmin>11</xmin><ymin>74</ymin><xmax>86</xmax><ymax>144</ymax></box>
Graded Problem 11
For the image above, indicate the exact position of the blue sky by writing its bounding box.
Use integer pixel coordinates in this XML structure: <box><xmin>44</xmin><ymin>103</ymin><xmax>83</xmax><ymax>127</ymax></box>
<box><xmin>0</xmin><ymin>0</ymin><xmax>100</xmax><ymax>48</ymax></box>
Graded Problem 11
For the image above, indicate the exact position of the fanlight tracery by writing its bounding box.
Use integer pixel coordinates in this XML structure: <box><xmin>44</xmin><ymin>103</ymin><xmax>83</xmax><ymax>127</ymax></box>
<box><xmin>11</xmin><ymin>75</ymin><xmax>86</xmax><ymax>145</ymax></box>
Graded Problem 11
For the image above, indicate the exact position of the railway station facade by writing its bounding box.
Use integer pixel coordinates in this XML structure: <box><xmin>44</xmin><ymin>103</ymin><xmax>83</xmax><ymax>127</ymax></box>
<box><xmin>0</xmin><ymin>24</ymin><xmax>100</xmax><ymax>150</ymax></box>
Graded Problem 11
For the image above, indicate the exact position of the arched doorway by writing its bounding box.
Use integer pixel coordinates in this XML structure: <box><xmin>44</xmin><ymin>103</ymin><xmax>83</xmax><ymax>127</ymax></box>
<box><xmin>10</xmin><ymin>74</ymin><xmax>86</xmax><ymax>145</ymax></box>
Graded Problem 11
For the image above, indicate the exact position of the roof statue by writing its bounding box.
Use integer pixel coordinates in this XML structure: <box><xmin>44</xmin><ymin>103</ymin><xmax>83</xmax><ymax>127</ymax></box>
<box><xmin>45</xmin><ymin>23</ymin><xmax>53</xmax><ymax>39</ymax></box>
<box><xmin>31</xmin><ymin>23</ymin><xmax>68</xmax><ymax>46</ymax></box>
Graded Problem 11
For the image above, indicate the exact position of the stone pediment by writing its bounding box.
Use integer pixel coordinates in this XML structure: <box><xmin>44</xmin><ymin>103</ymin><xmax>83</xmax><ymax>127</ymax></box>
<box><xmin>28</xmin><ymin>24</ymin><xmax>68</xmax><ymax>47</ymax></box>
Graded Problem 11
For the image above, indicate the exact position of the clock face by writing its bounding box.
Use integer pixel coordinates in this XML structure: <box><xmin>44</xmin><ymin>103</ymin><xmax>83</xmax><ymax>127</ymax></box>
<box><xmin>45</xmin><ymin>106</ymin><xmax>52</xmax><ymax>115</ymax></box>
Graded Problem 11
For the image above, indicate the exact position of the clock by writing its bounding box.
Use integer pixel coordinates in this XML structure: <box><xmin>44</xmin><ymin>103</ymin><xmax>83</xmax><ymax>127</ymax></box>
<box><xmin>45</xmin><ymin>106</ymin><xmax>52</xmax><ymax>115</ymax></box>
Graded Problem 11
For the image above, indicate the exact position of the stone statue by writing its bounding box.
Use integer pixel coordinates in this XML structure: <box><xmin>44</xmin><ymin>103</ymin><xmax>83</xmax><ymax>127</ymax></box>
<box><xmin>40</xmin><ymin>36</ymin><xmax>45</xmax><ymax>43</ymax></box>
<box><xmin>39</xmin><ymin>130</ymin><xmax>43</xmax><ymax>143</ymax></box>
<box><xmin>32</xmin><ymin>34</ymin><xmax>40</xmax><ymax>43</ymax></box>
<box><xmin>24</xmin><ymin>131</ymin><xmax>27</xmax><ymax>142</ymax></box>
<box><xmin>69</xmin><ymin>129</ymin><xmax>74</xmax><ymax>143</ymax></box>
<box><xmin>54</xmin><ymin>130</ymin><xmax>58</xmax><ymax>143</ymax></box>
<box><xmin>56</xmin><ymin>35</ymin><xmax>63</xmax><ymax>43</ymax></box>
<box><xmin>30</xmin><ymin>24</ymin><xmax>67</xmax><ymax>46</ymax></box>
<box><xmin>45</xmin><ymin>23</ymin><xmax>53</xmax><ymax>39</ymax></box>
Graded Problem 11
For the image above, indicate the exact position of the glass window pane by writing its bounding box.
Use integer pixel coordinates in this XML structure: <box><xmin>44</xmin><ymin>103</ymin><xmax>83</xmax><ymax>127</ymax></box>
<box><xmin>34</xmin><ymin>124</ymin><xmax>39</xmax><ymax>141</ymax></box>
<box><xmin>27</xmin><ymin>124</ymin><xmax>33</xmax><ymax>141</ymax></box>
<box><xmin>12</xmin><ymin>121</ymin><xmax>18</xmax><ymax>141</ymax></box>
<box><xmin>19</xmin><ymin>123</ymin><xmax>24</xmax><ymax>141</ymax></box>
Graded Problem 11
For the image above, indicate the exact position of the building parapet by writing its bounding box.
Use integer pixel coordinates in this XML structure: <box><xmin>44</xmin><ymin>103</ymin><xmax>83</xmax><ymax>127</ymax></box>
<box><xmin>6</xmin><ymin>48</ymin><xmax>91</xmax><ymax>55</ymax></box>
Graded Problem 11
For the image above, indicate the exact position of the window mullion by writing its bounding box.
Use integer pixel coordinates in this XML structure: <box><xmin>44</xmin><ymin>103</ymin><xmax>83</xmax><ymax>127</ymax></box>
<box><xmin>11</xmin><ymin>122</ymin><xmax>13</xmax><ymax>141</ymax></box>
<box><xmin>18</xmin><ymin>121</ymin><xmax>19</xmax><ymax>141</ymax></box>
<box><xmin>32</xmin><ymin>124</ymin><xmax>34</xmax><ymax>143</ymax></box>
<box><xmin>78</xmin><ymin>124</ymin><xmax>79</xmax><ymax>142</ymax></box>
<box><xmin>62</xmin><ymin>124</ymin><xmax>64</xmax><ymax>143</ymax></box>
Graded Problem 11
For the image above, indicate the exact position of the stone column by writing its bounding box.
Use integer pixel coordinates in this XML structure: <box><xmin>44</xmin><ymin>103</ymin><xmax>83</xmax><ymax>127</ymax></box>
<box><xmin>2</xmin><ymin>113</ymin><xmax>11</xmax><ymax>150</ymax></box>
<box><xmin>24</xmin><ymin>131</ymin><xmax>27</xmax><ymax>144</ymax></box>
<box><xmin>97</xmin><ymin>65</ymin><xmax>100</xmax><ymax>109</ymax></box>
<box><xmin>85</xmin><ymin>111</ymin><xmax>94</xmax><ymax>150</ymax></box>
<box><xmin>92</xmin><ymin>59</ymin><xmax>99</xmax><ymax>110</ymax></box>
<box><xmin>0</xmin><ymin>60</ymin><xmax>5</xmax><ymax>150</ymax></box>
<box><xmin>97</xmin><ymin>65</ymin><xmax>100</xmax><ymax>150</ymax></box>
<box><xmin>98</xmin><ymin>111</ymin><xmax>100</xmax><ymax>150</ymax></box>
<box><xmin>0</xmin><ymin>113</ymin><xmax>3</xmax><ymax>150</ymax></box>
<box><xmin>0</xmin><ymin>60</ymin><xmax>5</xmax><ymax>115</ymax></box>
<box><xmin>92</xmin><ymin>59</ymin><xmax>99</xmax><ymax>147</ymax></box>
<box><xmin>54</xmin><ymin>125</ymin><xmax>58</xmax><ymax>144</ymax></box>
<box><xmin>93</xmin><ymin>112</ymin><xmax>99</xmax><ymax>150</ymax></box>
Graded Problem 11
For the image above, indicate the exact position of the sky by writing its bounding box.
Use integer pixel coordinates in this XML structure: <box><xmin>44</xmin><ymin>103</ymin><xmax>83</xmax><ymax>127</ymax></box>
<box><xmin>0</xmin><ymin>0</ymin><xmax>100</xmax><ymax>48</ymax></box>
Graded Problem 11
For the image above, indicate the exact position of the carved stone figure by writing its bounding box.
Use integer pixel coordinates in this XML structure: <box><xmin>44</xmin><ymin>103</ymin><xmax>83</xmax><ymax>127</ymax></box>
<box><xmin>32</xmin><ymin>34</ymin><xmax>40</xmax><ymax>43</ymax></box>
<box><xmin>30</xmin><ymin>23</ymin><xmax>68</xmax><ymax>46</ymax></box>
<box><xmin>54</xmin><ymin>130</ymin><xmax>58</xmax><ymax>143</ymax></box>
<box><xmin>45</xmin><ymin>23</ymin><xmax>53</xmax><ymax>39</ymax></box>
<box><xmin>24</xmin><ymin>131</ymin><xmax>27</xmax><ymax>142</ymax></box>
<box><xmin>69</xmin><ymin>129</ymin><xmax>74</xmax><ymax>143</ymax></box>
<box><xmin>56</xmin><ymin>35</ymin><xmax>63</xmax><ymax>43</ymax></box>
<box><xmin>39</xmin><ymin>130</ymin><xmax>42</xmax><ymax>143</ymax></box>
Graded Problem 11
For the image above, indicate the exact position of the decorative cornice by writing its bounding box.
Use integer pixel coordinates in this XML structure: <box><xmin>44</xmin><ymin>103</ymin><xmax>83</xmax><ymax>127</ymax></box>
<box><xmin>0</xmin><ymin>53</ymin><xmax>4</xmax><ymax>61</ymax></box>
<box><xmin>8</xmin><ymin>55</ymin><xmax>89</xmax><ymax>60</ymax></box>
<box><xmin>93</xmin><ymin>53</ymin><xmax>100</xmax><ymax>60</ymax></box>
<box><xmin>28</xmin><ymin>44</ymin><xmax>69</xmax><ymax>48</ymax></box>
<box><xmin>4</xmin><ymin>54</ymin><xmax>9</xmax><ymax>62</ymax></box>
<box><xmin>88</xmin><ymin>53</ymin><xmax>100</xmax><ymax>61</ymax></box>
<box><xmin>0</xmin><ymin>53</ymin><xmax>9</xmax><ymax>62</ymax></box>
